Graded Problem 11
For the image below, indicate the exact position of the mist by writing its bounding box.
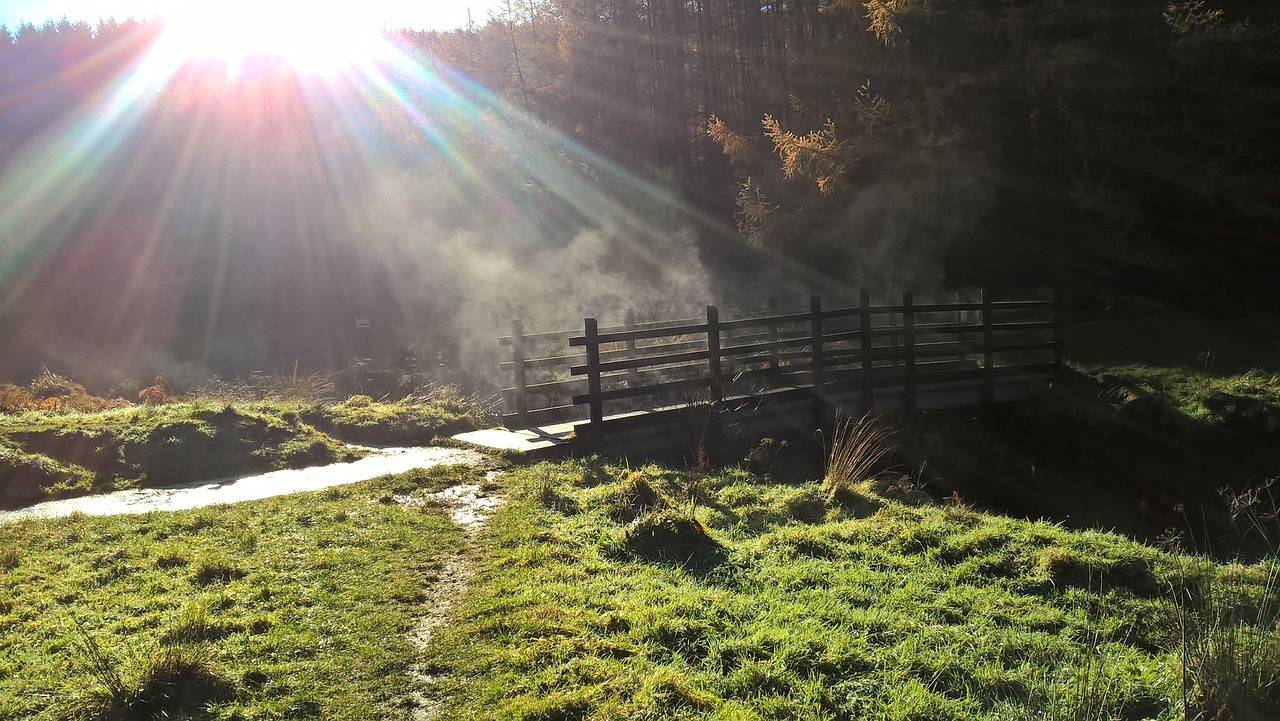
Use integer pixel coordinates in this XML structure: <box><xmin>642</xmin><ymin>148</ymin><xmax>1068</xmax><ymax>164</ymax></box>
<box><xmin>0</xmin><ymin>30</ymin><xmax>979</xmax><ymax>399</ymax></box>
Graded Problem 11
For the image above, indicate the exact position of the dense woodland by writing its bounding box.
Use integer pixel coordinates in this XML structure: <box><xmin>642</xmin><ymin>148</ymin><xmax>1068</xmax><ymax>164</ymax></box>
<box><xmin>0</xmin><ymin>2</ymin><xmax>1277</xmax><ymax>390</ymax></box>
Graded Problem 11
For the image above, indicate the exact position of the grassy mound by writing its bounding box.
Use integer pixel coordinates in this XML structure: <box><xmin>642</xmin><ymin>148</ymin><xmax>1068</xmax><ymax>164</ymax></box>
<box><xmin>0</xmin><ymin>443</ymin><xmax>95</xmax><ymax>506</ymax></box>
<box><xmin>0</xmin><ymin>390</ymin><xmax>486</xmax><ymax>507</ymax></box>
<box><xmin>624</xmin><ymin>508</ymin><xmax>723</xmax><ymax>568</ymax></box>
<box><xmin>0</xmin><ymin>404</ymin><xmax>354</xmax><ymax>507</ymax></box>
<box><xmin>304</xmin><ymin>388</ymin><xmax>487</xmax><ymax>445</ymax></box>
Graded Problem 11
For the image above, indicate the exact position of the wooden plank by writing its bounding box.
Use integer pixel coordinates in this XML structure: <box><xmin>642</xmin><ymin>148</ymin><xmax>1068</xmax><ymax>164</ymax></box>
<box><xmin>570</xmin><ymin>320</ymin><xmax>708</xmax><ymax>346</ymax></box>
<box><xmin>989</xmin><ymin>299</ymin><xmax>1054</xmax><ymax>311</ymax></box>
<box><xmin>860</xmin><ymin>291</ymin><xmax>874</xmax><ymax>414</ymax></box>
<box><xmin>500</xmin><ymin>353</ymin><xmax>581</xmax><ymax>372</ymax></box>
<box><xmin>573</xmin><ymin>376</ymin><xmax>707</xmax><ymax>404</ymax></box>
<box><xmin>991</xmin><ymin>341</ymin><xmax>1056</xmax><ymax>354</ymax></box>
<box><xmin>909</xmin><ymin>301</ymin><xmax>983</xmax><ymax>313</ymax></box>
<box><xmin>731</xmin><ymin>365</ymin><xmax>814</xmax><ymax>383</ymax></box>
<box><xmin>910</xmin><ymin>322</ymin><xmax>986</xmax><ymax>337</ymax></box>
<box><xmin>720</xmin><ymin>335</ymin><xmax>813</xmax><ymax>356</ymax></box>
<box><xmin>823</xmin><ymin>303</ymin><xmax>906</xmax><ymax>320</ymax></box>
<box><xmin>620</xmin><ymin>338</ymin><xmax>707</xmax><ymax>355</ymax></box>
<box><xmin>500</xmin><ymin>329</ymin><xmax>573</xmax><ymax>345</ymax></box>
<box><xmin>990</xmin><ymin>320</ymin><xmax>1056</xmax><ymax>333</ymax></box>
<box><xmin>502</xmin><ymin>378</ymin><xmax>585</xmax><ymax>397</ymax></box>
<box><xmin>571</xmin><ymin>349</ymin><xmax>709</xmax><ymax>375</ymax></box>
<box><xmin>717</xmin><ymin>311</ymin><xmax>812</xmax><ymax>332</ymax></box>
<box><xmin>502</xmin><ymin>404</ymin><xmax>582</xmax><ymax>428</ymax></box>
<box><xmin>722</xmin><ymin>327</ymin><xmax>811</xmax><ymax>346</ymax></box>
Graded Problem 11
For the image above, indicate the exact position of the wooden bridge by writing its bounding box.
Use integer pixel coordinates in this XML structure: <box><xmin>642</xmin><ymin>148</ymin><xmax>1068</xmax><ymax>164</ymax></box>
<box><xmin>457</xmin><ymin>290</ymin><xmax>1060</xmax><ymax>453</ymax></box>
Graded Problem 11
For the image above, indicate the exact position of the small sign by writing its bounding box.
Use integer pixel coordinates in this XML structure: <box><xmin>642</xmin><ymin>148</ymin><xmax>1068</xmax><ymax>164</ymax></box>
<box><xmin>355</xmin><ymin>317</ymin><xmax>371</xmax><ymax>329</ymax></box>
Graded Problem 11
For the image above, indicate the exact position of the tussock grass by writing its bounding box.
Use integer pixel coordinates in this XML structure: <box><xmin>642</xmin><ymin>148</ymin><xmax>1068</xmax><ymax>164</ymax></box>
<box><xmin>1170</xmin><ymin>479</ymin><xmax>1280</xmax><ymax>720</ymax></box>
<box><xmin>822</xmin><ymin>413</ymin><xmax>895</xmax><ymax>506</ymax></box>
<box><xmin>66</xmin><ymin>623</ymin><xmax>231</xmax><ymax>721</ymax></box>
<box><xmin>0</xmin><ymin>544</ymin><xmax>18</xmax><ymax>570</ymax></box>
<box><xmin>1176</xmin><ymin>560</ymin><xmax>1280</xmax><ymax>720</ymax></box>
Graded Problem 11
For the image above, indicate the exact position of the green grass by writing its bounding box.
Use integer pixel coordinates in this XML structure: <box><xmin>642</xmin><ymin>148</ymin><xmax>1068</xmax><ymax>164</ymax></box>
<box><xmin>305</xmin><ymin>389</ymin><xmax>486</xmax><ymax>444</ymax></box>
<box><xmin>3</xmin><ymin>455</ymin><xmax>1276</xmax><ymax>720</ymax></box>
<box><xmin>0</xmin><ymin>392</ymin><xmax>487</xmax><ymax>508</ymax></box>
<box><xmin>0</xmin><ymin>464</ymin><xmax>480</xmax><ymax>721</ymax></box>
<box><xmin>414</xmin><ymin>460</ymin><xmax>1280</xmax><ymax>720</ymax></box>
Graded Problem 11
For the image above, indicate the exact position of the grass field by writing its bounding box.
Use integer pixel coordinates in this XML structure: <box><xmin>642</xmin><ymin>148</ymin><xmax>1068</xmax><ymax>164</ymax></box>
<box><xmin>0</xmin><ymin>464</ymin><xmax>488</xmax><ymax>721</ymax></box>
<box><xmin>418</xmin><ymin>460</ymin><xmax>1278</xmax><ymax>720</ymax></box>
<box><xmin>2</xmin><ymin>450</ymin><xmax>1276</xmax><ymax>720</ymax></box>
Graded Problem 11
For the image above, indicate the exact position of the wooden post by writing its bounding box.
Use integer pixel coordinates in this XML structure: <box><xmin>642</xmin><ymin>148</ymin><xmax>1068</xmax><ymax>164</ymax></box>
<box><xmin>584</xmin><ymin>317</ymin><xmax>604</xmax><ymax>442</ymax></box>
<box><xmin>810</xmin><ymin>295</ymin><xmax>825</xmax><ymax>426</ymax></box>
<box><xmin>723</xmin><ymin>310</ymin><xmax>736</xmax><ymax>385</ymax></box>
<box><xmin>624</xmin><ymin>308</ymin><xmax>640</xmax><ymax>389</ymax></box>
<box><xmin>860</xmin><ymin>290</ymin><xmax>874</xmax><ymax>414</ymax></box>
<box><xmin>890</xmin><ymin>303</ymin><xmax>900</xmax><ymax>368</ymax></box>
<box><xmin>903</xmin><ymin>291</ymin><xmax>916</xmax><ymax>414</ymax></box>
<box><xmin>767</xmin><ymin>297</ymin><xmax>780</xmax><ymax>381</ymax></box>
<box><xmin>707</xmin><ymin>305</ymin><xmax>723</xmax><ymax>403</ymax></box>
<box><xmin>1051</xmin><ymin>288</ymin><xmax>1064</xmax><ymax>375</ymax></box>
<box><xmin>511</xmin><ymin>319</ymin><xmax>529</xmax><ymax>427</ymax></box>
<box><xmin>982</xmin><ymin>290</ymin><xmax>995</xmax><ymax>406</ymax></box>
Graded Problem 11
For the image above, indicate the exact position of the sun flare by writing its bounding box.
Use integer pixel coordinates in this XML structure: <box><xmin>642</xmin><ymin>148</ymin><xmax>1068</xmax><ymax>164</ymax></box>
<box><xmin>161</xmin><ymin>0</ymin><xmax>383</xmax><ymax>72</ymax></box>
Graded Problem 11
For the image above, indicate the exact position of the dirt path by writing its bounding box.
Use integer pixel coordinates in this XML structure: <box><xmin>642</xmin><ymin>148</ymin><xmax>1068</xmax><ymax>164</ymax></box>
<box><xmin>409</xmin><ymin>472</ymin><xmax>504</xmax><ymax>720</ymax></box>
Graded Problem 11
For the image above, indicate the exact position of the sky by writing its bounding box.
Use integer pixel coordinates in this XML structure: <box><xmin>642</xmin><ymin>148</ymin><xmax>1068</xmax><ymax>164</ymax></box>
<box><xmin>0</xmin><ymin>0</ymin><xmax>501</xmax><ymax>33</ymax></box>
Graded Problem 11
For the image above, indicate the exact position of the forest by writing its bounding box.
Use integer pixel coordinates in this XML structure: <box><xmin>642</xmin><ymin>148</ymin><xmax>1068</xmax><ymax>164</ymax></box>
<box><xmin>0</xmin><ymin>1</ymin><xmax>1277</xmax><ymax>391</ymax></box>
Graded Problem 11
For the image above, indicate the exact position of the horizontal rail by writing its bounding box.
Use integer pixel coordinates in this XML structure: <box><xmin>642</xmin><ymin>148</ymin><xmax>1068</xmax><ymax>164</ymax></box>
<box><xmin>500</xmin><ymin>353</ymin><xmax>582</xmax><ymax>372</ymax></box>
<box><xmin>569</xmin><ymin>320</ymin><xmax>708</xmax><ymax>346</ymax></box>
<box><xmin>501</xmin><ymin>404</ymin><xmax>581</xmax><ymax>426</ymax></box>
<box><xmin>990</xmin><ymin>320</ymin><xmax>1055</xmax><ymax>333</ymax></box>
<box><xmin>573</xmin><ymin>376</ymin><xmax>706</xmax><ymax>404</ymax></box>
<box><xmin>502</xmin><ymin>377</ymin><xmax>583</xmax><ymax>397</ymax></box>
<box><xmin>718</xmin><ymin>311</ymin><xmax>812</xmax><ymax>332</ymax></box>
<box><xmin>571</xmin><ymin>348</ymin><xmax>708</xmax><ymax>375</ymax></box>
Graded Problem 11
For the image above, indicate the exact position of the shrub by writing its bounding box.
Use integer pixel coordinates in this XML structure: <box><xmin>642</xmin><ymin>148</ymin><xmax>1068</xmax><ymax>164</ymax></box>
<box><xmin>0</xmin><ymin>383</ymin><xmax>35</xmax><ymax>412</ymax></box>
<box><xmin>137</xmin><ymin>376</ymin><xmax>173</xmax><ymax>405</ymax></box>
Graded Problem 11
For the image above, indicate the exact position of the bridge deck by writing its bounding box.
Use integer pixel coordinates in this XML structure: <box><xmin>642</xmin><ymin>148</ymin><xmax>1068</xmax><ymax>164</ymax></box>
<box><xmin>455</xmin><ymin>371</ymin><xmax>1049</xmax><ymax>455</ymax></box>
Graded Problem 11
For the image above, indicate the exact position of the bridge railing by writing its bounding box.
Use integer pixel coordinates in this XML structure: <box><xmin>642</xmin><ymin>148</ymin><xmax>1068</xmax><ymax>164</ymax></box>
<box><xmin>500</xmin><ymin>290</ymin><xmax>1060</xmax><ymax>435</ymax></box>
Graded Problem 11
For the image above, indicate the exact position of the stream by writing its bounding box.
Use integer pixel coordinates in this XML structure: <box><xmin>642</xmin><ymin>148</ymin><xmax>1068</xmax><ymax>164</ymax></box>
<box><xmin>0</xmin><ymin>446</ymin><xmax>485</xmax><ymax>524</ymax></box>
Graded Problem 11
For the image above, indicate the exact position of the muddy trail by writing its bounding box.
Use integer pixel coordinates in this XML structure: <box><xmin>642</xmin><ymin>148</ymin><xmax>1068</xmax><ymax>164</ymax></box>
<box><xmin>410</xmin><ymin>472</ymin><xmax>505</xmax><ymax>720</ymax></box>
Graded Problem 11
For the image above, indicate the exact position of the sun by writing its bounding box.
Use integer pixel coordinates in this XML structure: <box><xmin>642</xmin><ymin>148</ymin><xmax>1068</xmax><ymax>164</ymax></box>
<box><xmin>160</xmin><ymin>0</ymin><xmax>384</xmax><ymax>73</ymax></box>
